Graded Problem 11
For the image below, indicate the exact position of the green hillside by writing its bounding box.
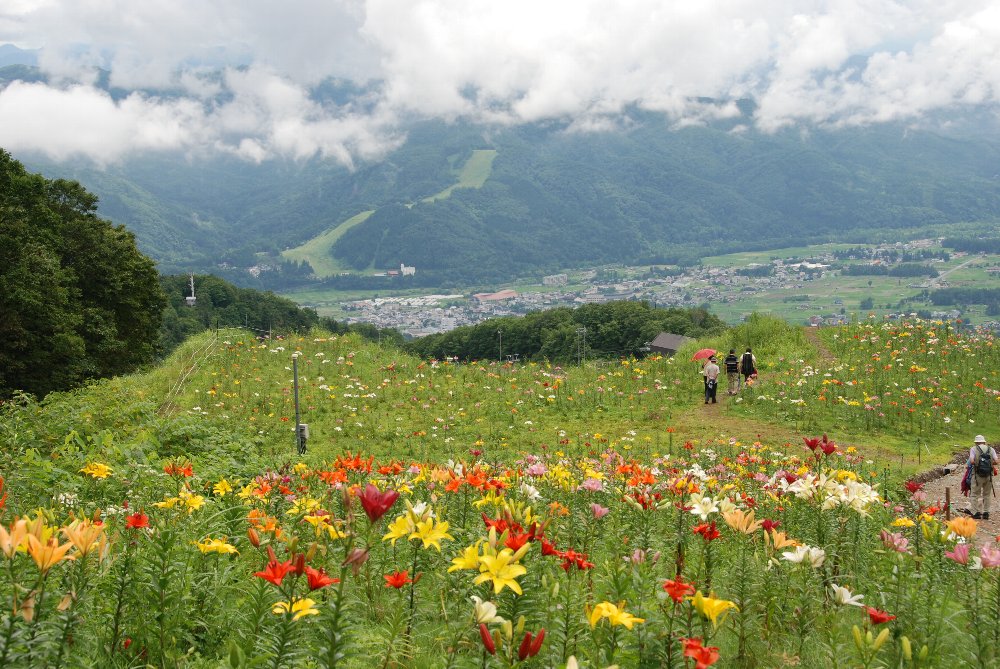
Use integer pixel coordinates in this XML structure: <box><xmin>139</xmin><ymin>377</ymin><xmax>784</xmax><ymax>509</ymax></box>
<box><xmin>6</xmin><ymin>314</ymin><xmax>994</xmax><ymax>491</ymax></box>
<box><xmin>1</xmin><ymin>314</ymin><xmax>997</xmax><ymax>667</ymax></box>
<box><xmin>280</xmin><ymin>210</ymin><xmax>374</xmax><ymax>277</ymax></box>
<box><xmin>281</xmin><ymin>149</ymin><xmax>499</xmax><ymax>278</ymax></box>
<box><xmin>15</xmin><ymin>113</ymin><xmax>1000</xmax><ymax>288</ymax></box>
<box><xmin>420</xmin><ymin>148</ymin><xmax>497</xmax><ymax>204</ymax></box>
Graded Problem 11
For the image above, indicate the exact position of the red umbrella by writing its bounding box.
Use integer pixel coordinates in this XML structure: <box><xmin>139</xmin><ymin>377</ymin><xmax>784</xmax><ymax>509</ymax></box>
<box><xmin>691</xmin><ymin>348</ymin><xmax>716</xmax><ymax>362</ymax></box>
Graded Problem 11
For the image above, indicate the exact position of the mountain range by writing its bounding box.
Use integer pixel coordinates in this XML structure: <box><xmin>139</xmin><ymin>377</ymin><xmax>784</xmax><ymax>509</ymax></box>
<box><xmin>5</xmin><ymin>63</ymin><xmax>1000</xmax><ymax>289</ymax></box>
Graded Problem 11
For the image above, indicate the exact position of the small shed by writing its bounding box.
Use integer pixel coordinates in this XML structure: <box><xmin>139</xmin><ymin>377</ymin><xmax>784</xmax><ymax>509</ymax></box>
<box><xmin>648</xmin><ymin>332</ymin><xmax>692</xmax><ymax>357</ymax></box>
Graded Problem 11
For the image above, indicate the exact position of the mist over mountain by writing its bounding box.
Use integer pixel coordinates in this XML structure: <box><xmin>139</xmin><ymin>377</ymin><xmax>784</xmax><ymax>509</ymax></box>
<box><xmin>6</xmin><ymin>62</ymin><xmax>1000</xmax><ymax>287</ymax></box>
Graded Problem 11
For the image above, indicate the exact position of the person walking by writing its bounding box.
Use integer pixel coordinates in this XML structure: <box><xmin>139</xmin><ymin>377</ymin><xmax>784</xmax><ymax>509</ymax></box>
<box><xmin>724</xmin><ymin>349</ymin><xmax>740</xmax><ymax>395</ymax></box>
<box><xmin>968</xmin><ymin>435</ymin><xmax>997</xmax><ymax>519</ymax></box>
<box><xmin>704</xmin><ymin>356</ymin><xmax>720</xmax><ymax>404</ymax></box>
<box><xmin>740</xmin><ymin>347</ymin><xmax>757</xmax><ymax>386</ymax></box>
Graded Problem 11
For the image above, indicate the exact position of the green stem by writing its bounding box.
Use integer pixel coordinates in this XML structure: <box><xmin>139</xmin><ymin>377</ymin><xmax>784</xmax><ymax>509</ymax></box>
<box><xmin>269</xmin><ymin>613</ymin><xmax>295</xmax><ymax>669</ymax></box>
<box><xmin>0</xmin><ymin>558</ymin><xmax>20</xmax><ymax>667</ymax></box>
<box><xmin>51</xmin><ymin>558</ymin><xmax>90</xmax><ymax>669</ymax></box>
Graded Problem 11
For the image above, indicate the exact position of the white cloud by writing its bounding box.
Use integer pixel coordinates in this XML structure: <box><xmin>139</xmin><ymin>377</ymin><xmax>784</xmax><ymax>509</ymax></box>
<box><xmin>0</xmin><ymin>0</ymin><xmax>998</xmax><ymax>164</ymax></box>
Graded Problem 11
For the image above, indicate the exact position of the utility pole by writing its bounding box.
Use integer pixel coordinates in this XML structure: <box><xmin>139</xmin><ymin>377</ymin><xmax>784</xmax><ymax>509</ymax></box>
<box><xmin>498</xmin><ymin>329</ymin><xmax>503</xmax><ymax>363</ymax></box>
<box><xmin>292</xmin><ymin>353</ymin><xmax>306</xmax><ymax>454</ymax></box>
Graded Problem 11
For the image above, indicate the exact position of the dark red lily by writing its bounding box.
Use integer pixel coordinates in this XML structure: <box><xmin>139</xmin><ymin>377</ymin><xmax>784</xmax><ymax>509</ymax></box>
<box><xmin>358</xmin><ymin>484</ymin><xmax>399</xmax><ymax>523</ymax></box>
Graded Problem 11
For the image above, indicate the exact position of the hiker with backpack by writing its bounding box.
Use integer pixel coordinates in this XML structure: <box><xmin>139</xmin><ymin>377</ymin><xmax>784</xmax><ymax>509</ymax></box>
<box><xmin>724</xmin><ymin>349</ymin><xmax>740</xmax><ymax>395</ymax></box>
<box><xmin>739</xmin><ymin>347</ymin><xmax>757</xmax><ymax>388</ymax></box>
<box><xmin>967</xmin><ymin>435</ymin><xmax>997</xmax><ymax>520</ymax></box>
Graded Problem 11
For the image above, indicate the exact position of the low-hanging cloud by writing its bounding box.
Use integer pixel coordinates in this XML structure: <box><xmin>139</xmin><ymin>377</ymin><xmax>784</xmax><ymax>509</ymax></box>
<box><xmin>0</xmin><ymin>0</ymin><xmax>998</xmax><ymax>165</ymax></box>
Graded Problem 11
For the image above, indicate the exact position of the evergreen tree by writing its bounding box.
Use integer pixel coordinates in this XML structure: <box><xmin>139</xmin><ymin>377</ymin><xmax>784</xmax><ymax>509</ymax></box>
<box><xmin>0</xmin><ymin>150</ymin><xmax>165</xmax><ymax>397</ymax></box>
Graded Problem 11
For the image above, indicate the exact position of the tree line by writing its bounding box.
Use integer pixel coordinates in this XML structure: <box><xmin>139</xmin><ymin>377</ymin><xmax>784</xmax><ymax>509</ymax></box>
<box><xmin>405</xmin><ymin>301</ymin><xmax>726</xmax><ymax>363</ymax></box>
<box><xmin>0</xmin><ymin>149</ymin><xmax>164</xmax><ymax>398</ymax></box>
<box><xmin>841</xmin><ymin>263</ymin><xmax>939</xmax><ymax>278</ymax></box>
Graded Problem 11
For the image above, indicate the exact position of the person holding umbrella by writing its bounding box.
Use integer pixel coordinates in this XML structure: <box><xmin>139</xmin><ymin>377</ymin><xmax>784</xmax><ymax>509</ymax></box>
<box><xmin>692</xmin><ymin>348</ymin><xmax>716</xmax><ymax>399</ymax></box>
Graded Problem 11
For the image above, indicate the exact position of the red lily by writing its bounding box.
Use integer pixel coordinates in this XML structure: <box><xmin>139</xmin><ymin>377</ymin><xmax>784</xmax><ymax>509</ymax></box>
<box><xmin>663</xmin><ymin>577</ymin><xmax>696</xmax><ymax>603</ymax></box>
<box><xmin>305</xmin><ymin>566</ymin><xmax>339</xmax><ymax>591</ymax></box>
<box><xmin>358</xmin><ymin>484</ymin><xmax>400</xmax><ymax>523</ymax></box>
<box><xmin>761</xmin><ymin>518</ymin><xmax>781</xmax><ymax>532</ymax></box>
<box><xmin>255</xmin><ymin>559</ymin><xmax>294</xmax><ymax>586</ymax></box>
<box><xmin>384</xmin><ymin>570</ymin><xmax>412</xmax><ymax>588</ymax></box>
<box><xmin>125</xmin><ymin>512</ymin><xmax>149</xmax><ymax>529</ymax></box>
<box><xmin>693</xmin><ymin>521</ymin><xmax>721</xmax><ymax>541</ymax></box>
<box><xmin>867</xmin><ymin>607</ymin><xmax>896</xmax><ymax>625</ymax></box>
<box><xmin>682</xmin><ymin>637</ymin><xmax>721</xmax><ymax>668</ymax></box>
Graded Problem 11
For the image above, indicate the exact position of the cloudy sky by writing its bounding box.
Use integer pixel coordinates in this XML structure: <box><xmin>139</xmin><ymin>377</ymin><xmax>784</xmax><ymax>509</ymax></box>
<box><xmin>1</xmin><ymin>0</ymin><xmax>998</xmax><ymax>165</ymax></box>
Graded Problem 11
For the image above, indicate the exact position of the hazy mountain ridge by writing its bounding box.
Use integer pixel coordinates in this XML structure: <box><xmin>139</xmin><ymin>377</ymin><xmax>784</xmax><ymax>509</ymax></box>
<box><xmin>5</xmin><ymin>62</ymin><xmax>999</xmax><ymax>286</ymax></box>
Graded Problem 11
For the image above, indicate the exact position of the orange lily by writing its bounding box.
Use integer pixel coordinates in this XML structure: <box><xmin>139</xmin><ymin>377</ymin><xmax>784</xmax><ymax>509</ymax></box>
<box><xmin>25</xmin><ymin>535</ymin><xmax>74</xmax><ymax>574</ymax></box>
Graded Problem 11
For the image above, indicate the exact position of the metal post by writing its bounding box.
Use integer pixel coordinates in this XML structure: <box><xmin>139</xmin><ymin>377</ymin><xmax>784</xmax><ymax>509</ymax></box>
<box><xmin>293</xmin><ymin>354</ymin><xmax>304</xmax><ymax>454</ymax></box>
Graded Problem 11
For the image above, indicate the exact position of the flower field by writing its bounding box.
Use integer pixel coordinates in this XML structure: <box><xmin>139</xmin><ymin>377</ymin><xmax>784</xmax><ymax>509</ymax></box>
<box><xmin>0</xmin><ymin>318</ymin><xmax>998</xmax><ymax>668</ymax></box>
<box><xmin>730</xmin><ymin>318</ymin><xmax>999</xmax><ymax>463</ymax></box>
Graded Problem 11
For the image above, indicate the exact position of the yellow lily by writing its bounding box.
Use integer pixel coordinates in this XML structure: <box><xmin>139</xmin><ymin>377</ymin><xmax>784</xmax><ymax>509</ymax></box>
<box><xmin>690</xmin><ymin>591</ymin><xmax>739</xmax><ymax>628</ymax></box>
<box><xmin>272</xmin><ymin>597</ymin><xmax>320</xmax><ymax>621</ymax></box>
<box><xmin>588</xmin><ymin>601</ymin><xmax>645</xmax><ymax>629</ymax></box>
<box><xmin>192</xmin><ymin>538</ymin><xmax>239</xmax><ymax>555</ymax></box>
<box><xmin>473</xmin><ymin>546</ymin><xmax>527</xmax><ymax>595</ymax></box>
<box><xmin>382</xmin><ymin>513</ymin><xmax>415</xmax><ymax>546</ymax></box>
<box><xmin>213</xmin><ymin>479</ymin><xmax>234</xmax><ymax>496</ymax></box>
<box><xmin>448</xmin><ymin>542</ymin><xmax>481</xmax><ymax>572</ymax></box>
<box><xmin>80</xmin><ymin>463</ymin><xmax>112</xmax><ymax>479</ymax></box>
<box><xmin>409</xmin><ymin>518</ymin><xmax>454</xmax><ymax>552</ymax></box>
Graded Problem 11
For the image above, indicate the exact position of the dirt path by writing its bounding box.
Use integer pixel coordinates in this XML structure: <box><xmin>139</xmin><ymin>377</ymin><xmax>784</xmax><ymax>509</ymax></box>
<box><xmin>917</xmin><ymin>453</ymin><xmax>999</xmax><ymax>546</ymax></box>
<box><xmin>677</xmin><ymin>329</ymin><xmax>998</xmax><ymax>546</ymax></box>
<box><xmin>802</xmin><ymin>326</ymin><xmax>835</xmax><ymax>364</ymax></box>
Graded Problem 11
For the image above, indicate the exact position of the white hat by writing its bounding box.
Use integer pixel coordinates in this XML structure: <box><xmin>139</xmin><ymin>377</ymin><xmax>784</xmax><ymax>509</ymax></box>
<box><xmin>974</xmin><ymin>435</ymin><xmax>987</xmax><ymax>443</ymax></box>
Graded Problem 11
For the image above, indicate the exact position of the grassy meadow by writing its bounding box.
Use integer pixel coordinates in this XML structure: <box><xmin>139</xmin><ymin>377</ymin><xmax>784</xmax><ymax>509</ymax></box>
<box><xmin>282</xmin><ymin>149</ymin><xmax>498</xmax><ymax>279</ymax></box>
<box><xmin>0</xmin><ymin>316</ymin><xmax>998</xmax><ymax>667</ymax></box>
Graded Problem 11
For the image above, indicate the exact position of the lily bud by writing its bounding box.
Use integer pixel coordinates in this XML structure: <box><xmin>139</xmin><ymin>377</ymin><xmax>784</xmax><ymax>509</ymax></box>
<box><xmin>478</xmin><ymin>624</ymin><xmax>495</xmax><ymax>655</ymax></box>
<box><xmin>292</xmin><ymin>552</ymin><xmax>306</xmax><ymax>576</ymax></box>
<box><xmin>247</xmin><ymin>528</ymin><xmax>261</xmax><ymax>548</ymax></box>
<box><xmin>529</xmin><ymin>629</ymin><xmax>545</xmax><ymax>656</ymax></box>
<box><xmin>517</xmin><ymin>632</ymin><xmax>533</xmax><ymax>661</ymax></box>
<box><xmin>900</xmin><ymin>636</ymin><xmax>912</xmax><ymax>661</ymax></box>
<box><xmin>872</xmin><ymin>627</ymin><xmax>890</xmax><ymax>652</ymax></box>
<box><xmin>305</xmin><ymin>542</ymin><xmax>318</xmax><ymax>562</ymax></box>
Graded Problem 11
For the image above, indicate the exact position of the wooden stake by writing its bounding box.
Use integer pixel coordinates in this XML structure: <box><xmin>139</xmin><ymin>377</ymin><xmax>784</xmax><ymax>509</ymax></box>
<box><xmin>945</xmin><ymin>487</ymin><xmax>951</xmax><ymax>521</ymax></box>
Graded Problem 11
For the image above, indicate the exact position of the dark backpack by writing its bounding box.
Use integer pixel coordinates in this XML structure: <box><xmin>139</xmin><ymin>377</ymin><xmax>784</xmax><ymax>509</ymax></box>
<box><xmin>975</xmin><ymin>445</ymin><xmax>993</xmax><ymax>477</ymax></box>
<box><xmin>740</xmin><ymin>353</ymin><xmax>755</xmax><ymax>375</ymax></box>
<box><xmin>724</xmin><ymin>355</ymin><xmax>739</xmax><ymax>373</ymax></box>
